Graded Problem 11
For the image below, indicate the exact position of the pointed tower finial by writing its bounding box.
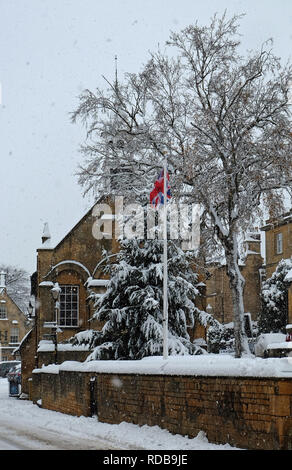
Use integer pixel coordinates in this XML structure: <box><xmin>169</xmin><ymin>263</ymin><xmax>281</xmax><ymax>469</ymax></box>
<box><xmin>42</xmin><ymin>222</ymin><xmax>51</xmax><ymax>246</ymax></box>
<box><xmin>115</xmin><ymin>54</ymin><xmax>118</xmax><ymax>88</ymax></box>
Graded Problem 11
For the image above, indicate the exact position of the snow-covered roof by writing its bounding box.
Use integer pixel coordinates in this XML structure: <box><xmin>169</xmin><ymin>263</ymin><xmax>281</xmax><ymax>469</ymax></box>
<box><xmin>40</xmin><ymin>239</ymin><xmax>52</xmax><ymax>248</ymax></box>
<box><xmin>13</xmin><ymin>328</ymin><xmax>33</xmax><ymax>353</ymax></box>
<box><xmin>261</xmin><ymin>210</ymin><xmax>292</xmax><ymax>231</ymax></box>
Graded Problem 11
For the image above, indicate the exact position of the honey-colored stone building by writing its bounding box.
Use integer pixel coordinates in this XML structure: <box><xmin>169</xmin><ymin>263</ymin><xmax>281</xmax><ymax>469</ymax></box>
<box><xmin>261</xmin><ymin>208</ymin><xmax>292</xmax><ymax>325</ymax></box>
<box><xmin>204</xmin><ymin>232</ymin><xmax>264</xmax><ymax>325</ymax></box>
<box><xmin>0</xmin><ymin>271</ymin><xmax>29</xmax><ymax>362</ymax></box>
<box><xmin>21</xmin><ymin>197</ymin><xmax>120</xmax><ymax>393</ymax></box>
<box><xmin>261</xmin><ymin>209</ymin><xmax>292</xmax><ymax>279</ymax></box>
<box><xmin>23</xmin><ymin>197</ymin><xmax>292</xmax><ymax>395</ymax></box>
<box><xmin>203</xmin><ymin>209</ymin><xmax>292</xmax><ymax>332</ymax></box>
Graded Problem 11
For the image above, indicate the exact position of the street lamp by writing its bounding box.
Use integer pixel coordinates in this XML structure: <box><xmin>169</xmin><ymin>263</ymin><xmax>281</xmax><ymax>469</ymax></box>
<box><xmin>206</xmin><ymin>304</ymin><xmax>213</xmax><ymax>314</ymax></box>
<box><xmin>50</xmin><ymin>283</ymin><xmax>62</xmax><ymax>364</ymax></box>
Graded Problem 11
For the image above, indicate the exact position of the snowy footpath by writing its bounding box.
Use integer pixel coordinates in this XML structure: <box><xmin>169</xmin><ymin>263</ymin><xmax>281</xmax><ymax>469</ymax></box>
<box><xmin>4</xmin><ymin>353</ymin><xmax>292</xmax><ymax>451</ymax></box>
<box><xmin>0</xmin><ymin>377</ymin><xmax>236</xmax><ymax>451</ymax></box>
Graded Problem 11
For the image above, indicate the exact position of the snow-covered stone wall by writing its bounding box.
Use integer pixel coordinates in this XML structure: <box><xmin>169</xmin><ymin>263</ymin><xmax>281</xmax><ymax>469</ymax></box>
<box><xmin>30</xmin><ymin>357</ymin><xmax>292</xmax><ymax>450</ymax></box>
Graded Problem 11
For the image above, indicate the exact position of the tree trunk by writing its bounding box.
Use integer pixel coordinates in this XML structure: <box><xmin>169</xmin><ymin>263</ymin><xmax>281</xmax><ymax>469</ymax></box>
<box><xmin>225</xmin><ymin>238</ymin><xmax>250</xmax><ymax>358</ymax></box>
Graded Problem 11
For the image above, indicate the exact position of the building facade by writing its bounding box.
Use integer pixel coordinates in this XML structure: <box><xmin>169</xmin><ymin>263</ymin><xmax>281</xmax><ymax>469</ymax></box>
<box><xmin>204</xmin><ymin>232</ymin><xmax>264</xmax><ymax>325</ymax></box>
<box><xmin>23</xmin><ymin>200</ymin><xmax>292</xmax><ymax>394</ymax></box>
<box><xmin>0</xmin><ymin>271</ymin><xmax>29</xmax><ymax>361</ymax></box>
<box><xmin>21</xmin><ymin>198</ymin><xmax>120</xmax><ymax>393</ymax></box>
<box><xmin>261</xmin><ymin>209</ymin><xmax>292</xmax><ymax>279</ymax></box>
<box><xmin>261</xmin><ymin>208</ymin><xmax>292</xmax><ymax>324</ymax></box>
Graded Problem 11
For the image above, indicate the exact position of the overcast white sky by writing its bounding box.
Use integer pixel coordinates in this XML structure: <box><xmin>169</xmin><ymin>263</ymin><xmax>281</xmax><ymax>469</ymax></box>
<box><xmin>0</xmin><ymin>0</ymin><xmax>291</xmax><ymax>274</ymax></box>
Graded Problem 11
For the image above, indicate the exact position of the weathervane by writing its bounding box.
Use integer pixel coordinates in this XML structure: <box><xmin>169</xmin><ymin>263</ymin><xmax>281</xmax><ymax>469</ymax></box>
<box><xmin>115</xmin><ymin>54</ymin><xmax>118</xmax><ymax>88</ymax></box>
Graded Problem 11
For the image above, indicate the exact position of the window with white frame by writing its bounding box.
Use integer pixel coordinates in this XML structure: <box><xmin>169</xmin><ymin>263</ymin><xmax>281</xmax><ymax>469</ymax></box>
<box><xmin>10</xmin><ymin>327</ymin><xmax>19</xmax><ymax>343</ymax></box>
<box><xmin>275</xmin><ymin>232</ymin><xmax>283</xmax><ymax>254</ymax></box>
<box><xmin>59</xmin><ymin>285</ymin><xmax>79</xmax><ymax>327</ymax></box>
<box><xmin>0</xmin><ymin>305</ymin><xmax>7</xmax><ymax>319</ymax></box>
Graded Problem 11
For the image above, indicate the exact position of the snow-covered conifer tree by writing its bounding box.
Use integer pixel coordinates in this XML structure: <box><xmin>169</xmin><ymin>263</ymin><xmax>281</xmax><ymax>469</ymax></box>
<box><xmin>72</xmin><ymin>13</ymin><xmax>292</xmax><ymax>357</ymax></box>
<box><xmin>259</xmin><ymin>259</ymin><xmax>292</xmax><ymax>333</ymax></box>
<box><xmin>77</xmin><ymin>238</ymin><xmax>206</xmax><ymax>360</ymax></box>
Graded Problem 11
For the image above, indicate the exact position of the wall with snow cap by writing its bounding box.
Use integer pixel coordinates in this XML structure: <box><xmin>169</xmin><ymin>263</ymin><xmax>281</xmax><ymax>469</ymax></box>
<box><xmin>31</xmin><ymin>355</ymin><xmax>292</xmax><ymax>450</ymax></box>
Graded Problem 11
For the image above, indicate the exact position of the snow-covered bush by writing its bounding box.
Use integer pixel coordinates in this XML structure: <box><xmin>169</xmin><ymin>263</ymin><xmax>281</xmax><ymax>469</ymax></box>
<box><xmin>258</xmin><ymin>258</ymin><xmax>292</xmax><ymax>334</ymax></box>
<box><xmin>207</xmin><ymin>316</ymin><xmax>258</xmax><ymax>354</ymax></box>
<box><xmin>207</xmin><ymin>322</ymin><xmax>235</xmax><ymax>354</ymax></box>
<box><xmin>72</xmin><ymin>238</ymin><xmax>211</xmax><ymax>360</ymax></box>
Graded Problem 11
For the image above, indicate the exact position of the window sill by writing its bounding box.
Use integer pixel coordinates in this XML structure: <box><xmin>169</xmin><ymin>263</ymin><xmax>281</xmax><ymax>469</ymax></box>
<box><xmin>57</xmin><ymin>325</ymin><xmax>79</xmax><ymax>329</ymax></box>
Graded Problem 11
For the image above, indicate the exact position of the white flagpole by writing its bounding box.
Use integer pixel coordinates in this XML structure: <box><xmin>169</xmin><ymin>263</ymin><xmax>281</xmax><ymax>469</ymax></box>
<box><xmin>163</xmin><ymin>154</ymin><xmax>168</xmax><ymax>360</ymax></box>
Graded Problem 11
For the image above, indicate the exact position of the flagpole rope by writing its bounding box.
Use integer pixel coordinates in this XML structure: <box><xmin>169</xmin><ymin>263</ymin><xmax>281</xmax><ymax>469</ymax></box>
<box><xmin>163</xmin><ymin>153</ymin><xmax>168</xmax><ymax>360</ymax></box>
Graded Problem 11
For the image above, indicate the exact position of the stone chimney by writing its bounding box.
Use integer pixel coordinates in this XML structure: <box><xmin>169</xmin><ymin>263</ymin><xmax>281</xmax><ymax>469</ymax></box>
<box><xmin>244</xmin><ymin>231</ymin><xmax>261</xmax><ymax>255</ymax></box>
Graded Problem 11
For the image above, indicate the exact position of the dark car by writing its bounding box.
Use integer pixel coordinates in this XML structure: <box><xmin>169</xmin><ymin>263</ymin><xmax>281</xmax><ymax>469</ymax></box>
<box><xmin>0</xmin><ymin>361</ymin><xmax>20</xmax><ymax>378</ymax></box>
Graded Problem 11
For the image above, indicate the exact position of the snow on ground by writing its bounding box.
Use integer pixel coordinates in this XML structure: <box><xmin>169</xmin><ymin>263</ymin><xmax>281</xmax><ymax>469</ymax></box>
<box><xmin>20</xmin><ymin>353</ymin><xmax>292</xmax><ymax>451</ymax></box>
<box><xmin>0</xmin><ymin>378</ymin><xmax>238</xmax><ymax>450</ymax></box>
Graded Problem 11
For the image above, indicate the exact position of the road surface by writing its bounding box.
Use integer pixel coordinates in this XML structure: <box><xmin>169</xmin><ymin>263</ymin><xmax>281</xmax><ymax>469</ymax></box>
<box><xmin>0</xmin><ymin>378</ymin><xmax>236</xmax><ymax>451</ymax></box>
<box><xmin>0</xmin><ymin>416</ymin><xmax>122</xmax><ymax>450</ymax></box>
<box><xmin>0</xmin><ymin>378</ymin><xmax>137</xmax><ymax>450</ymax></box>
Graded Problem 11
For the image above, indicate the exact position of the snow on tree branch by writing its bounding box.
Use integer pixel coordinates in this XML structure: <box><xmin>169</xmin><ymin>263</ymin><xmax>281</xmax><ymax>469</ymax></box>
<box><xmin>72</xmin><ymin>12</ymin><xmax>292</xmax><ymax>357</ymax></box>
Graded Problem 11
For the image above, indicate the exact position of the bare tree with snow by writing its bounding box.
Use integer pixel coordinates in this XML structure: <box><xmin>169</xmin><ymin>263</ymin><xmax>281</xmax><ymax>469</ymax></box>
<box><xmin>72</xmin><ymin>12</ymin><xmax>292</xmax><ymax>357</ymax></box>
<box><xmin>0</xmin><ymin>264</ymin><xmax>30</xmax><ymax>313</ymax></box>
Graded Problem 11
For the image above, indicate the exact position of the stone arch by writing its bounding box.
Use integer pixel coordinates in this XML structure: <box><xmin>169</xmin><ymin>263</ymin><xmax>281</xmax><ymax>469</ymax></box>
<box><xmin>45</xmin><ymin>260</ymin><xmax>91</xmax><ymax>285</ymax></box>
<box><xmin>92</xmin><ymin>253</ymin><xmax>118</xmax><ymax>279</ymax></box>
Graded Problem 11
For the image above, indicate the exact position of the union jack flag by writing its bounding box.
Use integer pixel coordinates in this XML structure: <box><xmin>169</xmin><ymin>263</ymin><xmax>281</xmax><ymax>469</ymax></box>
<box><xmin>150</xmin><ymin>169</ymin><xmax>171</xmax><ymax>209</ymax></box>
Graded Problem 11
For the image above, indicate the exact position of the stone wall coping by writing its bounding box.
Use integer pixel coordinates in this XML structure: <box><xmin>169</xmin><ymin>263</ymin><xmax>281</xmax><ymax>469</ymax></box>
<box><xmin>33</xmin><ymin>364</ymin><xmax>60</xmax><ymax>374</ymax></box>
<box><xmin>32</xmin><ymin>354</ymin><xmax>292</xmax><ymax>379</ymax></box>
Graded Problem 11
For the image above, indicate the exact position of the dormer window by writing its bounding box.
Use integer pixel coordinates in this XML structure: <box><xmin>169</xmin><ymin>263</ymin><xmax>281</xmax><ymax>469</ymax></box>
<box><xmin>0</xmin><ymin>305</ymin><xmax>7</xmax><ymax>319</ymax></box>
